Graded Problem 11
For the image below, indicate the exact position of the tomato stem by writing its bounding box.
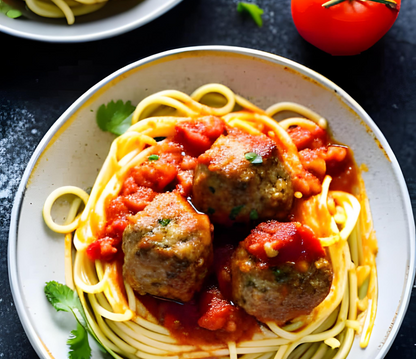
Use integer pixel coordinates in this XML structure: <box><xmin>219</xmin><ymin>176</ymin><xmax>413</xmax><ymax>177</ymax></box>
<box><xmin>322</xmin><ymin>0</ymin><xmax>397</xmax><ymax>8</ymax></box>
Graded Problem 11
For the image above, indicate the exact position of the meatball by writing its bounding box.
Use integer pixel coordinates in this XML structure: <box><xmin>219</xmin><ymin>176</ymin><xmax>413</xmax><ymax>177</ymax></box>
<box><xmin>231</xmin><ymin>221</ymin><xmax>333</xmax><ymax>325</ymax></box>
<box><xmin>192</xmin><ymin>127</ymin><xmax>294</xmax><ymax>225</ymax></box>
<box><xmin>122</xmin><ymin>192</ymin><xmax>213</xmax><ymax>302</ymax></box>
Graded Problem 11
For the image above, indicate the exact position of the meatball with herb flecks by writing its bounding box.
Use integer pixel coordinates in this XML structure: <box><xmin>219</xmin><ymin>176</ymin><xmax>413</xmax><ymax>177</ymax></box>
<box><xmin>231</xmin><ymin>220</ymin><xmax>333</xmax><ymax>325</ymax></box>
<box><xmin>192</xmin><ymin>127</ymin><xmax>294</xmax><ymax>226</ymax></box>
<box><xmin>122</xmin><ymin>192</ymin><xmax>213</xmax><ymax>302</ymax></box>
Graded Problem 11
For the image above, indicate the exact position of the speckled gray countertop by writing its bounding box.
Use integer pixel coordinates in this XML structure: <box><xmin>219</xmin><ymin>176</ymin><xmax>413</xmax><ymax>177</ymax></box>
<box><xmin>0</xmin><ymin>0</ymin><xmax>415</xmax><ymax>357</ymax></box>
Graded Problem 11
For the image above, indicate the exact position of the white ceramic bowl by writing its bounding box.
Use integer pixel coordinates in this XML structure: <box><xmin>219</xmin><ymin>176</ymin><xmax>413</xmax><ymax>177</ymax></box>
<box><xmin>8</xmin><ymin>46</ymin><xmax>415</xmax><ymax>359</ymax></box>
<box><xmin>0</xmin><ymin>0</ymin><xmax>181</xmax><ymax>42</ymax></box>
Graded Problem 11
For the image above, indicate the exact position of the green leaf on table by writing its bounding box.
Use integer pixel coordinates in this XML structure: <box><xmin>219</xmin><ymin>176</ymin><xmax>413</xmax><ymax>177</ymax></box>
<box><xmin>96</xmin><ymin>100</ymin><xmax>135</xmax><ymax>136</ymax></box>
<box><xmin>237</xmin><ymin>2</ymin><xmax>264</xmax><ymax>27</ymax></box>
<box><xmin>0</xmin><ymin>1</ymin><xmax>22</xmax><ymax>18</ymax></box>
<box><xmin>68</xmin><ymin>322</ymin><xmax>92</xmax><ymax>359</ymax></box>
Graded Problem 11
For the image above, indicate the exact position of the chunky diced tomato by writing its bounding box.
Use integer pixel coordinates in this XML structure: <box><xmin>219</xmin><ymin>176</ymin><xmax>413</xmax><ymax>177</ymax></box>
<box><xmin>131</xmin><ymin>161</ymin><xmax>178</xmax><ymax>192</ymax></box>
<box><xmin>326</xmin><ymin>146</ymin><xmax>347</xmax><ymax>166</ymax></box>
<box><xmin>243</xmin><ymin>221</ymin><xmax>326</xmax><ymax>266</ymax></box>
<box><xmin>198</xmin><ymin>287</ymin><xmax>234</xmax><ymax>332</ymax></box>
<box><xmin>180</xmin><ymin>155</ymin><xmax>198</xmax><ymax>171</ymax></box>
<box><xmin>298</xmin><ymin>148</ymin><xmax>327</xmax><ymax>179</ymax></box>
<box><xmin>175</xmin><ymin>116</ymin><xmax>225</xmax><ymax>156</ymax></box>
<box><xmin>106</xmin><ymin>197</ymin><xmax>129</xmax><ymax>223</ymax></box>
<box><xmin>176</xmin><ymin>170</ymin><xmax>194</xmax><ymax>197</ymax></box>
<box><xmin>287</xmin><ymin>125</ymin><xmax>326</xmax><ymax>151</ymax></box>
<box><xmin>123</xmin><ymin>186</ymin><xmax>156</xmax><ymax>212</ymax></box>
<box><xmin>120</xmin><ymin>176</ymin><xmax>140</xmax><ymax>196</ymax></box>
<box><xmin>86</xmin><ymin>237</ymin><xmax>119</xmax><ymax>261</ymax></box>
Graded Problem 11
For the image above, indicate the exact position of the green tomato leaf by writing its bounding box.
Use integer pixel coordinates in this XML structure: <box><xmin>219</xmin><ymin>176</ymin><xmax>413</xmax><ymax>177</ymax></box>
<box><xmin>96</xmin><ymin>100</ymin><xmax>135</xmax><ymax>136</ymax></box>
<box><xmin>245</xmin><ymin>152</ymin><xmax>263</xmax><ymax>164</ymax></box>
<box><xmin>68</xmin><ymin>322</ymin><xmax>92</xmax><ymax>359</ymax></box>
<box><xmin>237</xmin><ymin>2</ymin><xmax>264</xmax><ymax>27</ymax></box>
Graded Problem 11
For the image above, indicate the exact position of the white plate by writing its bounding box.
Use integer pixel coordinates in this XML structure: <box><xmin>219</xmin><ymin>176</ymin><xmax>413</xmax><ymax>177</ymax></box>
<box><xmin>8</xmin><ymin>46</ymin><xmax>415</xmax><ymax>359</ymax></box>
<box><xmin>0</xmin><ymin>0</ymin><xmax>181</xmax><ymax>42</ymax></box>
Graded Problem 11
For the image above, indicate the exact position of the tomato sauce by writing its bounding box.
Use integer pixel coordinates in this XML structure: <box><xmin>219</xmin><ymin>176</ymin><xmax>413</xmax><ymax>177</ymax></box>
<box><xmin>137</xmin><ymin>279</ymin><xmax>260</xmax><ymax>346</ymax></box>
<box><xmin>87</xmin><ymin>116</ymin><xmax>362</xmax><ymax>346</ymax></box>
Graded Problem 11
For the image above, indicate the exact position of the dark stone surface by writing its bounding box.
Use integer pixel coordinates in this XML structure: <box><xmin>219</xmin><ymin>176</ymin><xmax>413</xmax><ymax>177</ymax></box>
<box><xmin>0</xmin><ymin>0</ymin><xmax>415</xmax><ymax>357</ymax></box>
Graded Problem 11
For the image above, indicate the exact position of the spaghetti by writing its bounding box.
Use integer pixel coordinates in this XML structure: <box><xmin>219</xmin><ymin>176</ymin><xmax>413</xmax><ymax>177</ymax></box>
<box><xmin>24</xmin><ymin>0</ymin><xmax>107</xmax><ymax>25</ymax></box>
<box><xmin>43</xmin><ymin>84</ymin><xmax>378</xmax><ymax>359</ymax></box>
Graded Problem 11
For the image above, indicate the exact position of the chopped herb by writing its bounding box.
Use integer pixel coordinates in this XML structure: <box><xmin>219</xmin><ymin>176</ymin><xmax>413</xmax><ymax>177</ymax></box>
<box><xmin>154</xmin><ymin>136</ymin><xmax>166</xmax><ymax>142</ymax></box>
<box><xmin>272</xmin><ymin>268</ymin><xmax>289</xmax><ymax>283</ymax></box>
<box><xmin>237</xmin><ymin>2</ymin><xmax>264</xmax><ymax>27</ymax></box>
<box><xmin>158</xmin><ymin>219</ymin><xmax>171</xmax><ymax>226</ymax></box>
<box><xmin>245</xmin><ymin>152</ymin><xmax>263</xmax><ymax>164</ymax></box>
<box><xmin>148</xmin><ymin>154</ymin><xmax>159</xmax><ymax>161</ymax></box>
<box><xmin>249</xmin><ymin>209</ymin><xmax>259</xmax><ymax>220</ymax></box>
<box><xmin>209</xmin><ymin>186</ymin><xmax>216</xmax><ymax>194</ymax></box>
<box><xmin>96</xmin><ymin>100</ymin><xmax>135</xmax><ymax>136</ymax></box>
<box><xmin>230</xmin><ymin>205</ymin><xmax>245</xmax><ymax>220</ymax></box>
<box><xmin>207</xmin><ymin>207</ymin><xmax>216</xmax><ymax>215</ymax></box>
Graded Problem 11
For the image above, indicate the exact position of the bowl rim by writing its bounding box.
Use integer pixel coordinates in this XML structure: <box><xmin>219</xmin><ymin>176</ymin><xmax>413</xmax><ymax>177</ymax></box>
<box><xmin>0</xmin><ymin>0</ymin><xmax>182</xmax><ymax>43</ymax></box>
<box><xmin>8</xmin><ymin>45</ymin><xmax>416</xmax><ymax>359</ymax></box>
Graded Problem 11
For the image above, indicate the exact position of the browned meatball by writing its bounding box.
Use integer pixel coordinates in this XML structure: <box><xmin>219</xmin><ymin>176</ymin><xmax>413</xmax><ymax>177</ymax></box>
<box><xmin>231</xmin><ymin>221</ymin><xmax>333</xmax><ymax>325</ymax></box>
<box><xmin>122</xmin><ymin>192</ymin><xmax>213</xmax><ymax>302</ymax></box>
<box><xmin>192</xmin><ymin>127</ymin><xmax>293</xmax><ymax>226</ymax></box>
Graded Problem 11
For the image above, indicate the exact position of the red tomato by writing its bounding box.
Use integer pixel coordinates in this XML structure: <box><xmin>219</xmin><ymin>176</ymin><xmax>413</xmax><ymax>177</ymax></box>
<box><xmin>291</xmin><ymin>0</ymin><xmax>401</xmax><ymax>56</ymax></box>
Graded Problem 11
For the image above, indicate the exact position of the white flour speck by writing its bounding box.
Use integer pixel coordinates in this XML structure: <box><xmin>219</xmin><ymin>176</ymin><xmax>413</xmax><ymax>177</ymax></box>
<box><xmin>0</xmin><ymin>106</ymin><xmax>40</xmax><ymax>230</ymax></box>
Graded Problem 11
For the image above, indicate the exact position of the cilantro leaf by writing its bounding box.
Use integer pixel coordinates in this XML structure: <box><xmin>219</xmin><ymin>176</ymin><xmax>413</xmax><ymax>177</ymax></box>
<box><xmin>245</xmin><ymin>152</ymin><xmax>263</xmax><ymax>164</ymax></box>
<box><xmin>237</xmin><ymin>2</ymin><xmax>264</xmax><ymax>27</ymax></box>
<box><xmin>45</xmin><ymin>282</ymin><xmax>96</xmax><ymax>359</ymax></box>
<box><xmin>68</xmin><ymin>323</ymin><xmax>91</xmax><ymax>359</ymax></box>
<box><xmin>96</xmin><ymin>100</ymin><xmax>135</xmax><ymax>136</ymax></box>
<box><xmin>45</xmin><ymin>281</ymin><xmax>87</xmax><ymax>327</ymax></box>
<box><xmin>230</xmin><ymin>205</ymin><xmax>245</xmax><ymax>220</ymax></box>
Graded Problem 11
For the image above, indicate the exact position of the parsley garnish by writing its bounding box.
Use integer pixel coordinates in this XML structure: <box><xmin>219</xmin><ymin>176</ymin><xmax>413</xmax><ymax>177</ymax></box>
<box><xmin>158</xmin><ymin>219</ymin><xmax>171</xmax><ymax>226</ymax></box>
<box><xmin>209</xmin><ymin>186</ymin><xmax>216</xmax><ymax>194</ymax></box>
<box><xmin>237</xmin><ymin>2</ymin><xmax>264</xmax><ymax>27</ymax></box>
<box><xmin>96</xmin><ymin>100</ymin><xmax>135</xmax><ymax>136</ymax></box>
<box><xmin>44</xmin><ymin>281</ymin><xmax>105</xmax><ymax>359</ymax></box>
<box><xmin>0</xmin><ymin>1</ymin><xmax>22</xmax><ymax>18</ymax></box>
<box><xmin>230</xmin><ymin>205</ymin><xmax>245</xmax><ymax>220</ymax></box>
<box><xmin>207</xmin><ymin>207</ymin><xmax>216</xmax><ymax>215</ymax></box>
<box><xmin>68</xmin><ymin>323</ymin><xmax>91</xmax><ymax>359</ymax></box>
<box><xmin>245</xmin><ymin>152</ymin><xmax>263</xmax><ymax>164</ymax></box>
<box><xmin>148</xmin><ymin>154</ymin><xmax>159</xmax><ymax>161</ymax></box>
<box><xmin>250</xmin><ymin>209</ymin><xmax>259</xmax><ymax>220</ymax></box>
